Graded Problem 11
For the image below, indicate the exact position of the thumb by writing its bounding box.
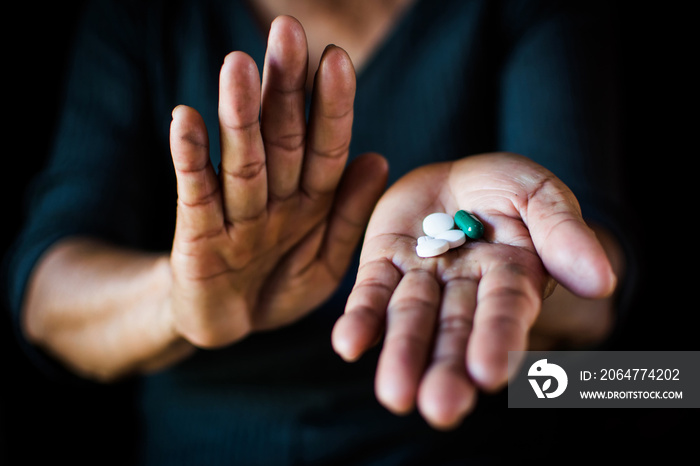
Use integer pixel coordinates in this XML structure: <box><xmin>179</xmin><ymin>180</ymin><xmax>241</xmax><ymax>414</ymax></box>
<box><xmin>526</xmin><ymin>179</ymin><xmax>617</xmax><ymax>298</ymax></box>
<box><xmin>320</xmin><ymin>152</ymin><xmax>389</xmax><ymax>279</ymax></box>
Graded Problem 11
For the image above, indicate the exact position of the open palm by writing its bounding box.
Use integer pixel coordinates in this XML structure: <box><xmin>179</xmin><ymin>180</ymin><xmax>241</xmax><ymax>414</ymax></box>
<box><xmin>332</xmin><ymin>152</ymin><xmax>616</xmax><ymax>429</ymax></box>
<box><xmin>168</xmin><ymin>17</ymin><xmax>387</xmax><ymax>348</ymax></box>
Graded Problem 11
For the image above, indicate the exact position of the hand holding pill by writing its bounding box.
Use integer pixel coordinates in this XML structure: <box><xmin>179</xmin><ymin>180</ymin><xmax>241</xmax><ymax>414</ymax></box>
<box><xmin>415</xmin><ymin>211</ymin><xmax>479</xmax><ymax>257</ymax></box>
<box><xmin>168</xmin><ymin>17</ymin><xmax>387</xmax><ymax>348</ymax></box>
<box><xmin>332</xmin><ymin>152</ymin><xmax>617</xmax><ymax>430</ymax></box>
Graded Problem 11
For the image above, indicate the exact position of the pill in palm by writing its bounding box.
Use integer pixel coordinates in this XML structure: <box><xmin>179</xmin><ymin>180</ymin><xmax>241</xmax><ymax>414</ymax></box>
<box><xmin>454</xmin><ymin>210</ymin><xmax>484</xmax><ymax>239</ymax></box>
<box><xmin>434</xmin><ymin>228</ymin><xmax>466</xmax><ymax>248</ymax></box>
<box><xmin>415</xmin><ymin>237</ymin><xmax>450</xmax><ymax>258</ymax></box>
<box><xmin>422</xmin><ymin>212</ymin><xmax>454</xmax><ymax>237</ymax></box>
<box><xmin>417</xmin><ymin>235</ymin><xmax>432</xmax><ymax>245</ymax></box>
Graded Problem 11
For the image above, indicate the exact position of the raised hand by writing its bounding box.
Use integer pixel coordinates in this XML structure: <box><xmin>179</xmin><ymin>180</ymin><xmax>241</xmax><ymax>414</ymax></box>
<box><xmin>168</xmin><ymin>16</ymin><xmax>387</xmax><ymax>348</ymax></box>
<box><xmin>332</xmin><ymin>152</ymin><xmax>617</xmax><ymax>429</ymax></box>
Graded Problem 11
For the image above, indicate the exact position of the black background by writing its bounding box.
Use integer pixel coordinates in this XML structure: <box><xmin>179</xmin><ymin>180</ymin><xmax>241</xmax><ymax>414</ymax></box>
<box><xmin>2</xmin><ymin>2</ymin><xmax>695</xmax><ymax>464</ymax></box>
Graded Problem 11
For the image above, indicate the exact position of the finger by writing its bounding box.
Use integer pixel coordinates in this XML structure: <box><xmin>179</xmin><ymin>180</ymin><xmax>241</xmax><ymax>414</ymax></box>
<box><xmin>467</xmin><ymin>261</ymin><xmax>544</xmax><ymax>390</ymax></box>
<box><xmin>170</xmin><ymin>105</ymin><xmax>223</xmax><ymax>241</ymax></box>
<box><xmin>331</xmin><ymin>255</ymin><xmax>401</xmax><ymax>362</ymax></box>
<box><xmin>375</xmin><ymin>270</ymin><xmax>440</xmax><ymax>415</ymax></box>
<box><xmin>218</xmin><ymin>51</ymin><xmax>267</xmax><ymax>222</ymax></box>
<box><xmin>417</xmin><ymin>278</ymin><xmax>478</xmax><ymax>430</ymax></box>
<box><xmin>321</xmin><ymin>153</ymin><xmax>388</xmax><ymax>280</ymax></box>
<box><xmin>301</xmin><ymin>45</ymin><xmax>355</xmax><ymax>198</ymax></box>
<box><xmin>526</xmin><ymin>180</ymin><xmax>616</xmax><ymax>298</ymax></box>
<box><xmin>261</xmin><ymin>16</ymin><xmax>309</xmax><ymax>201</ymax></box>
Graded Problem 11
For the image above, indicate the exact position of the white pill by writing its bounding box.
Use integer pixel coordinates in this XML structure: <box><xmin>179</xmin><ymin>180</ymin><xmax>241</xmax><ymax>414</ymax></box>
<box><xmin>422</xmin><ymin>212</ymin><xmax>454</xmax><ymax>237</ymax></box>
<box><xmin>417</xmin><ymin>235</ymin><xmax>433</xmax><ymax>245</ymax></box>
<box><xmin>415</xmin><ymin>238</ymin><xmax>450</xmax><ymax>258</ymax></box>
<box><xmin>435</xmin><ymin>229</ymin><xmax>466</xmax><ymax>249</ymax></box>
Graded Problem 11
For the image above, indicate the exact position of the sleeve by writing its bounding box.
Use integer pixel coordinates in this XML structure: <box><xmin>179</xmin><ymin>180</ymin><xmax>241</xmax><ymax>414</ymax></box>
<box><xmin>3</xmin><ymin>0</ymin><xmax>174</xmax><ymax>381</ymax></box>
<box><xmin>495</xmin><ymin>0</ymin><xmax>638</xmax><ymax>339</ymax></box>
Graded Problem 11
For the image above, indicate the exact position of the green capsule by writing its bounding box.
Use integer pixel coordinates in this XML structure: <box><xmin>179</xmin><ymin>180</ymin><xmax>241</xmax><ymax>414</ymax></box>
<box><xmin>454</xmin><ymin>210</ymin><xmax>484</xmax><ymax>240</ymax></box>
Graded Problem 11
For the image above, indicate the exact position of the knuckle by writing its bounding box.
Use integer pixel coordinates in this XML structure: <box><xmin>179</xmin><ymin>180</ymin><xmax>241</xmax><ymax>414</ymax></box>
<box><xmin>438</xmin><ymin>314</ymin><xmax>473</xmax><ymax>334</ymax></box>
<box><xmin>310</xmin><ymin>138</ymin><xmax>350</xmax><ymax>160</ymax></box>
<box><xmin>267</xmin><ymin>133</ymin><xmax>305</xmax><ymax>153</ymax></box>
<box><xmin>222</xmin><ymin>160</ymin><xmax>266</xmax><ymax>181</ymax></box>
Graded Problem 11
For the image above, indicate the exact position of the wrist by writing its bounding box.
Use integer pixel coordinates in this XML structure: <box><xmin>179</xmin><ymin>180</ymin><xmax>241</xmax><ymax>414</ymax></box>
<box><xmin>135</xmin><ymin>254</ymin><xmax>196</xmax><ymax>374</ymax></box>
